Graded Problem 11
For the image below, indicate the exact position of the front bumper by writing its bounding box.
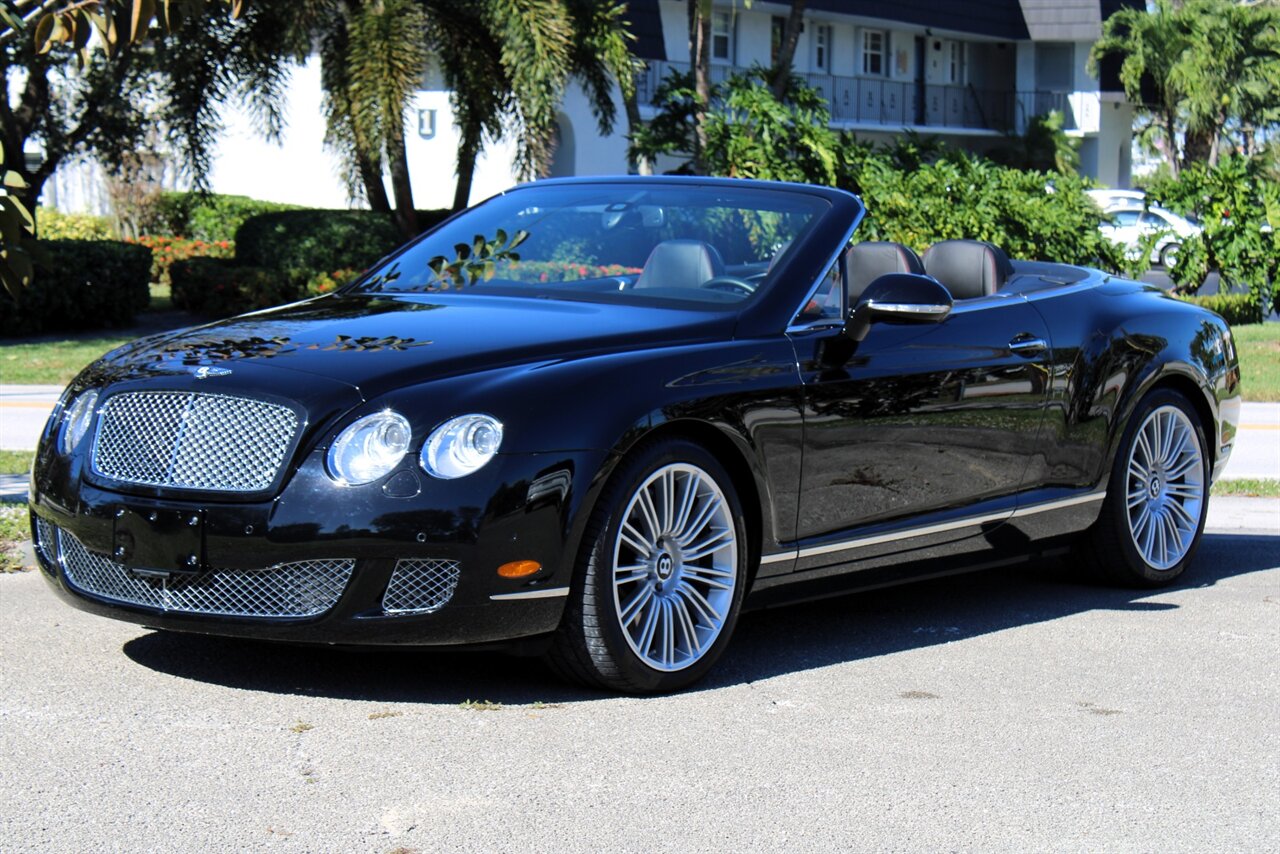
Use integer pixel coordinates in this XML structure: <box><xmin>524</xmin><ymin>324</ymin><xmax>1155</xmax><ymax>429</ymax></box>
<box><xmin>31</xmin><ymin>448</ymin><xmax>606</xmax><ymax>647</ymax></box>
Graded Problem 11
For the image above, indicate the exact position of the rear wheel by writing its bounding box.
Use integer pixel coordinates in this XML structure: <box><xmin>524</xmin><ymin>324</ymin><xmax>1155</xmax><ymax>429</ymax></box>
<box><xmin>1079</xmin><ymin>388</ymin><xmax>1209</xmax><ymax>586</ymax></box>
<box><xmin>546</xmin><ymin>439</ymin><xmax>747</xmax><ymax>693</ymax></box>
<box><xmin>1159</xmin><ymin>242</ymin><xmax>1181</xmax><ymax>269</ymax></box>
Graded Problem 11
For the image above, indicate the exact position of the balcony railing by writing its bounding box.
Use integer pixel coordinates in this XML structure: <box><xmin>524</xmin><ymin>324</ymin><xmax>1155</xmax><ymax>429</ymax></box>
<box><xmin>636</xmin><ymin>61</ymin><xmax>1080</xmax><ymax>134</ymax></box>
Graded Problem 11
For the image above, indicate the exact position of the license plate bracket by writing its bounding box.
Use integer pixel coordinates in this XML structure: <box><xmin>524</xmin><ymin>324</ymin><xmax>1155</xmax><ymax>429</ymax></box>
<box><xmin>111</xmin><ymin>506</ymin><xmax>205</xmax><ymax>574</ymax></box>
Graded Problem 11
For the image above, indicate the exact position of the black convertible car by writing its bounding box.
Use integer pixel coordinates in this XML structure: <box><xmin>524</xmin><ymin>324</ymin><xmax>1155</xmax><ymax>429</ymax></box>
<box><xmin>31</xmin><ymin>177</ymin><xmax>1241</xmax><ymax>692</ymax></box>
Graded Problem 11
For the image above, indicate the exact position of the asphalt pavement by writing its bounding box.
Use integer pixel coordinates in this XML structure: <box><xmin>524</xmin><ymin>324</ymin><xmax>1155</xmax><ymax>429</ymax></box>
<box><xmin>1</xmin><ymin>518</ymin><xmax>1276</xmax><ymax>851</ymax></box>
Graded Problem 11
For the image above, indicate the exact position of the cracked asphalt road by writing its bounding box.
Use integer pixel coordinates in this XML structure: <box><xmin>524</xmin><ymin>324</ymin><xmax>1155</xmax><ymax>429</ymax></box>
<box><xmin>1</xmin><ymin>530</ymin><xmax>1277</xmax><ymax>852</ymax></box>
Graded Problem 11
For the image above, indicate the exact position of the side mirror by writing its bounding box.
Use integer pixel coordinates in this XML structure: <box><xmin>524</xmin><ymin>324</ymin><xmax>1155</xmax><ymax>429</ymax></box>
<box><xmin>843</xmin><ymin>273</ymin><xmax>953</xmax><ymax>342</ymax></box>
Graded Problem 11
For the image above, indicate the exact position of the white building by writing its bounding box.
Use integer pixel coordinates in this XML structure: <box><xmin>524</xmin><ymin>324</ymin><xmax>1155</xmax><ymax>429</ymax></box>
<box><xmin>44</xmin><ymin>0</ymin><xmax>1140</xmax><ymax>214</ymax></box>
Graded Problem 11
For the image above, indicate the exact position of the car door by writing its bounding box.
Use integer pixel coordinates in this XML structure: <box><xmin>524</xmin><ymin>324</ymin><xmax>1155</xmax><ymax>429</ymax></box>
<box><xmin>1101</xmin><ymin>209</ymin><xmax>1142</xmax><ymax>254</ymax></box>
<box><xmin>787</xmin><ymin>292</ymin><xmax>1051</xmax><ymax>570</ymax></box>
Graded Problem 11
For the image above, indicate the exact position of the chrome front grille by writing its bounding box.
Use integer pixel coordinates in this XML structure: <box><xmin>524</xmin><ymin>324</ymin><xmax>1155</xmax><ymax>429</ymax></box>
<box><xmin>92</xmin><ymin>391</ymin><xmax>299</xmax><ymax>492</ymax></box>
<box><xmin>382</xmin><ymin>558</ymin><xmax>461</xmax><ymax>615</ymax></box>
<box><xmin>53</xmin><ymin>525</ymin><xmax>353</xmax><ymax>618</ymax></box>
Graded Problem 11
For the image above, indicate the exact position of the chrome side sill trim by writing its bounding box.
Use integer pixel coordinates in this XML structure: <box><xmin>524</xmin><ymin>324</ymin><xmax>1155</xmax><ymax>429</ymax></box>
<box><xmin>489</xmin><ymin>587</ymin><xmax>571</xmax><ymax>601</ymax></box>
<box><xmin>765</xmin><ymin>491</ymin><xmax>1107</xmax><ymax>564</ymax></box>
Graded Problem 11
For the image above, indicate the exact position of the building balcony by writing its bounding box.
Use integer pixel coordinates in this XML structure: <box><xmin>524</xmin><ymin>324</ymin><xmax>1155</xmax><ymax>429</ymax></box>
<box><xmin>636</xmin><ymin>61</ymin><xmax>1093</xmax><ymax>135</ymax></box>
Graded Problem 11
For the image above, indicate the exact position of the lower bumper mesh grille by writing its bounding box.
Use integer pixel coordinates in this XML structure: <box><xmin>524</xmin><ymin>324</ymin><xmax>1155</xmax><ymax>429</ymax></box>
<box><xmin>382</xmin><ymin>558</ymin><xmax>460</xmax><ymax>614</ymax></box>
<box><xmin>49</xmin><ymin>524</ymin><xmax>353</xmax><ymax>618</ymax></box>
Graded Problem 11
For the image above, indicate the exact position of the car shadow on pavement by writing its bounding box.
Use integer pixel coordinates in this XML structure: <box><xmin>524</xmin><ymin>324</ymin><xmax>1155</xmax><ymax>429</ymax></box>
<box><xmin>122</xmin><ymin>532</ymin><xmax>1278</xmax><ymax>704</ymax></box>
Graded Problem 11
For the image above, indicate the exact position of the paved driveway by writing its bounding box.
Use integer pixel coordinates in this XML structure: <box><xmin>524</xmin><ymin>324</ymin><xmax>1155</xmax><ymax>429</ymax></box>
<box><xmin>1</xmin><ymin>525</ymin><xmax>1276</xmax><ymax>852</ymax></box>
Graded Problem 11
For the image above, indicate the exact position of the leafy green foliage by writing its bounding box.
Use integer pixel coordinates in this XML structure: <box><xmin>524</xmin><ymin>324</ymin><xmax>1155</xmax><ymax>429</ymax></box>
<box><xmin>234</xmin><ymin>208</ymin><xmax>449</xmax><ymax>283</ymax></box>
<box><xmin>0</xmin><ymin>142</ymin><xmax>38</xmax><ymax>297</ymax></box>
<box><xmin>169</xmin><ymin>256</ymin><xmax>291</xmax><ymax>317</ymax></box>
<box><xmin>35</xmin><ymin>207</ymin><xmax>115</xmax><ymax>240</ymax></box>
<box><xmin>425</xmin><ymin>229</ymin><xmax>529</xmax><ymax>289</ymax></box>
<box><xmin>1090</xmin><ymin>0</ymin><xmax>1280</xmax><ymax>171</ymax></box>
<box><xmin>989</xmin><ymin>111</ymin><xmax>1080</xmax><ymax>175</ymax></box>
<box><xmin>1175</xmin><ymin>293</ymin><xmax>1264</xmax><ymax>327</ymax></box>
<box><xmin>145</xmin><ymin>192</ymin><xmax>300</xmax><ymax>242</ymax></box>
<box><xmin>1146</xmin><ymin>154</ymin><xmax>1280</xmax><ymax>308</ymax></box>
<box><xmin>0</xmin><ymin>240</ymin><xmax>151</xmax><ymax>335</ymax></box>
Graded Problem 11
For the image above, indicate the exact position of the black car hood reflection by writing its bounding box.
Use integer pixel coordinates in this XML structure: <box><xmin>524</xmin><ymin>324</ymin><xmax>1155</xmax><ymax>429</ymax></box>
<box><xmin>113</xmin><ymin>292</ymin><xmax>737</xmax><ymax>397</ymax></box>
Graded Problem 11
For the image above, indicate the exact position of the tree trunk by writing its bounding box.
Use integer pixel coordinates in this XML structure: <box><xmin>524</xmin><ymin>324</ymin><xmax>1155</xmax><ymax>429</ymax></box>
<box><xmin>770</xmin><ymin>0</ymin><xmax>807</xmax><ymax>100</ymax></box>
<box><xmin>622</xmin><ymin>84</ymin><xmax>653</xmax><ymax>175</ymax></box>
<box><xmin>689</xmin><ymin>0</ymin><xmax>712</xmax><ymax>173</ymax></box>
<box><xmin>453</xmin><ymin>123</ymin><xmax>481</xmax><ymax>212</ymax></box>
<box><xmin>1183</xmin><ymin>127</ymin><xmax>1214</xmax><ymax>169</ymax></box>
<box><xmin>385</xmin><ymin>127</ymin><xmax>417</xmax><ymax>239</ymax></box>
<box><xmin>357</xmin><ymin>149</ymin><xmax>392</xmax><ymax>212</ymax></box>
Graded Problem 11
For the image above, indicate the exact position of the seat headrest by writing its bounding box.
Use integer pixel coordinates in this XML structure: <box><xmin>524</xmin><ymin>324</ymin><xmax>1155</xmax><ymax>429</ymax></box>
<box><xmin>845</xmin><ymin>241</ymin><xmax>925</xmax><ymax>303</ymax></box>
<box><xmin>921</xmin><ymin>240</ymin><xmax>1013</xmax><ymax>299</ymax></box>
<box><xmin>634</xmin><ymin>240</ymin><xmax>724</xmax><ymax>290</ymax></box>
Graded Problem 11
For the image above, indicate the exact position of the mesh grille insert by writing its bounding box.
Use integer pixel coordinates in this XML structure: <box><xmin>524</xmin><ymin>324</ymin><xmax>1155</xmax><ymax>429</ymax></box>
<box><xmin>92</xmin><ymin>391</ymin><xmax>298</xmax><ymax>492</ymax></box>
<box><xmin>34</xmin><ymin>516</ymin><xmax>58</xmax><ymax>576</ymax></box>
<box><xmin>382</xmin><ymin>558</ymin><xmax>460</xmax><ymax>615</ymax></box>
<box><xmin>54</xmin><ymin>525</ymin><xmax>353</xmax><ymax>618</ymax></box>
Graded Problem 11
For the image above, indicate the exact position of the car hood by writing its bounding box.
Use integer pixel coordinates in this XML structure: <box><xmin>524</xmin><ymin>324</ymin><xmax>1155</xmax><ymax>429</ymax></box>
<box><xmin>99</xmin><ymin>292</ymin><xmax>738</xmax><ymax>400</ymax></box>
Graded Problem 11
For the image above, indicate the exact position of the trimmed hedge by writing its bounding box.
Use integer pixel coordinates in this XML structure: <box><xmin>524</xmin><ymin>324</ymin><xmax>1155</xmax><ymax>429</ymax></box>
<box><xmin>235</xmin><ymin>208</ymin><xmax>452</xmax><ymax>283</ymax></box>
<box><xmin>36</xmin><ymin>207</ymin><xmax>115</xmax><ymax>240</ymax></box>
<box><xmin>1176</xmin><ymin>292</ymin><xmax>1265</xmax><ymax>326</ymax></box>
<box><xmin>148</xmin><ymin>192</ymin><xmax>302</xmax><ymax>243</ymax></box>
<box><xmin>170</xmin><ymin>257</ymin><xmax>299</xmax><ymax>318</ymax></box>
<box><xmin>0</xmin><ymin>240</ymin><xmax>151</xmax><ymax>336</ymax></box>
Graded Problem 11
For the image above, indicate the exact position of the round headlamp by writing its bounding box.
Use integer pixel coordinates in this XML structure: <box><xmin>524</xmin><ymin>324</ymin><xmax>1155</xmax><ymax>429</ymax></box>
<box><xmin>420</xmin><ymin>414</ymin><xmax>503</xmax><ymax>479</ymax></box>
<box><xmin>327</xmin><ymin>410</ymin><xmax>412</xmax><ymax>485</ymax></box>
<box><xmin>60</xmin><ymin>390</ymin><xmax>99</xmax><ymax>455</ymax></box>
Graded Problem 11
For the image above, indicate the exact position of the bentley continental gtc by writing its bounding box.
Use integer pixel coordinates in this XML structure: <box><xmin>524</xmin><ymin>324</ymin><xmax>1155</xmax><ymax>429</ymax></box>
<box><xmin>30</xmin><ymin>177</ymin><xmax>1242</xmax><ymax>692</ymax></box>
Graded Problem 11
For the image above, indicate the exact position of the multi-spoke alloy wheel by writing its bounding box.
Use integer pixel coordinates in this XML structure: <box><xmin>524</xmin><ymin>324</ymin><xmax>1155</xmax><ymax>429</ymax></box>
<box><xmin>1124</xmin><ymin>405</ymin><xmax>1204</xmax><ymax>570</ymax></box>
<box><xmin>612</xmin><ymin>463</ymin><xmax>738</xmax><ymax>672</ymax></box>
<box><xmin>1080</xmin><ymin>388</ymin><xmax>1209</xmax><ymax>587</ymax></box>
<box><xmin>547</xmin><ymin>439</ymin><xmax>747</xmax><ymax>693</ymax></box>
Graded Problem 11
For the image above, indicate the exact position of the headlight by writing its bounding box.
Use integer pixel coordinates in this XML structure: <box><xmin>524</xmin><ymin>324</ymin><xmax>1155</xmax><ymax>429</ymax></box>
<box><xmin>421</xmin><ymin>414</ymin><xmax>503</xmax><ymax>479</ymax></box>
<box><xmin>60</xmin><ymin>390</ymin><xmax>99</xmax><ymax>454</ymax></box>
<box><xmin>326</xmin><ymin>410</ymin><xmax>412</xmax><ymax>485</ymax></box>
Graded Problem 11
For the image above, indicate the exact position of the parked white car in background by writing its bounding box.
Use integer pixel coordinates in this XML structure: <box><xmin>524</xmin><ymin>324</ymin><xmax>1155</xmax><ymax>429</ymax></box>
<box><xmin>1100</xmin><ymin>205</ymin><xmax>1203</xmax><ymax>268</ymax></box>
<box><xmin>1086</xmin><ymin>188</ymin><xmax>1148</xmax><ymax>210</ymax></box>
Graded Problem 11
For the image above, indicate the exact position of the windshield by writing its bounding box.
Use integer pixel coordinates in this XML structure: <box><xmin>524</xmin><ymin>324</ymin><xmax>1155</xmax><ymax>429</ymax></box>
<box><xmin>351</xmin><ymin>183</ymin><xmax>828</xmax><ymax>308</ymax></box>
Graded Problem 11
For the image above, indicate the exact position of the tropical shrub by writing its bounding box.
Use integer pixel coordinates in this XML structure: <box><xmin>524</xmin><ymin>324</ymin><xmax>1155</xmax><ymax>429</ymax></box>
<box><xmin>170</xmin><ymin>257</ymin><xmax>297</xmax><ymax>318</ymax></box>
<box><xmin>305</xmin><ymin>268</ymin><xmax>365</xmax><ymax>296</ymax></box>
<box><xmin>145</xmin><ymin>193</ymin><xmax>303</xmax><ymax>243</ymax></box>
<box><xmin>35</xmin><ymin>207</ymin><xmax>114</xmax><ymax>240</ymax></box>
<box><xmin>1144</xmin><ymin>154</ymin><xmax>1279</xmax><ymax>310</ymax></box>
<box><xmin>128</xmin><ymin>234</ymin><xmax>235</xmax><ymax>287</ymax></box>
<box><xmin>235</xmin><ymin>209</ymin><xmax>451</xmax><ymax>284</ymax></box>
<box><xmin>0</xmin><ymin>241</ymin><xmax>151</xmax><ymax>336</ymax></box>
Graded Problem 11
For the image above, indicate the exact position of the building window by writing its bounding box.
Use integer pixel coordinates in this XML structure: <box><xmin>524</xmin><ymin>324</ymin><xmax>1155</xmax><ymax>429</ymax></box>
<box><xmin>862</xmin><ymin>29</ymin><xmax>886</xmax><ymax>76</ymax></box>
<box><xmin>712</xmin><ymin>11</ymin><xmax>733</xmax><ymax>62</ymax></box>
<box><xmin>813</xmin><ymin>24</ymin><xmax>831</xmax><ymax>72</ymax></box>
<box><xmin>948</xmin><ymin>41</ymin><xmax>966</xmax><ymax>84</ymax></box>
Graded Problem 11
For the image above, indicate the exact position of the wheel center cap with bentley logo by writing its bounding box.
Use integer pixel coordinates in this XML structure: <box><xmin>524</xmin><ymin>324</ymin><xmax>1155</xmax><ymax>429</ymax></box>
<box><xmin>656</xmin><ymin>553</ymin><xmax>675</xmax><ymax>580</ymax></box>
<box><xmin>1149</xmin><ymin>476</ymin><xmax>1162</xmax><ymax>499</ymax></box>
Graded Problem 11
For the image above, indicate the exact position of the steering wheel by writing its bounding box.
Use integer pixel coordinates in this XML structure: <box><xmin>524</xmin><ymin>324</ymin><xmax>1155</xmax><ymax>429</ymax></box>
<box><xmin>698</xmin><ymin>275</ymin><xmax>757</xmax><ymax>296</ymax></box>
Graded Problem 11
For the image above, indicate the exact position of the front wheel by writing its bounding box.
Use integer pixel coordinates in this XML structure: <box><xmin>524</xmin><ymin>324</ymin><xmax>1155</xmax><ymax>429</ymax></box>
<box><xmin>1079</xmin><ymin>388</ymin><xmax>1209</xmax><ymax>586</ymax></box>
<box><xmin>1159</xmin><ymin>242</ymin><xmax>1181</xmax><ymax>269</ymax></box>
<box><xmin>547</xmin><ymin>439</ymin><xmax>748</xmax><ymax>693</ymax></box>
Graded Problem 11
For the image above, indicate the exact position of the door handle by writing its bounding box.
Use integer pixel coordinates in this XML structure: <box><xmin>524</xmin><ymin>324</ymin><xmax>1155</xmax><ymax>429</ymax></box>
<box><xmin>1009</xmin><ymin>335</ymin><xmax>1048</xmax><ymax>356</ymax></box>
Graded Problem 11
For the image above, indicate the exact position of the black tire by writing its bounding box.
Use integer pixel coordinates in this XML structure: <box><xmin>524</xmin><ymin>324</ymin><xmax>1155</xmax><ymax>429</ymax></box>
<box><xmin>1159</xmin><ymin>242</ymin><xmax>1181</xmax><ymax>269</ymax></box>
<box><xmin>545</xmin><ymin>438</ymin><xmax>749</xmax><ymax>693</ymax></box>
<box><xmin>1078</xmin><ymin>388</ymin><xmax>1210</xmax><ymax>587</ymax></box>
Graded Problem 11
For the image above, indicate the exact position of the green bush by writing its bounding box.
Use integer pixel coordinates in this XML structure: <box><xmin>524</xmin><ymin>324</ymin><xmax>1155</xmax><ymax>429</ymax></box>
<box><xmin>35</xmin><ymin>207</ymin><xmax>114</xmax><ymax>241</ymax></box>
<box><xmin>234</xmin><ymin>208</ymin><xmax>451</xmax><ymax>283</ymax></box>
<box><xmin>1176</xmin><ymin>292</ymin><xmax>1265</xmax><ymax>326</ymax></box>
<box><xmin>0</xmin><ymin>240</ymin><xmax>151</xmax><ymax>336</ymax></box>
<box><xmin>170</xmin><ymin>257</ymin><xmax>299</xmax><ymax>318</ymax></box>
<box><xmin>146</xmin><ymin>192</ymin><xmax>302</xmax><ymax>242</ymax></box>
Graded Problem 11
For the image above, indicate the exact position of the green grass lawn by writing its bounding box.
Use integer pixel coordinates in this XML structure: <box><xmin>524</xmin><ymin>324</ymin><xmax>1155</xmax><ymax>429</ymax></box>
<box><xmin>0</xmin><ymin>334</ymin><xmax>137</xmax><ymax>385</ymax></box>
<box><xmin>0</xmin><ymin>451</ymin><xmax>34</xmax><ymax>475</ymax></box>
<box><xmin>1232</xmin><ymin>323</ymin><xmax>1280</xmax><ymax>402</ymax></box>
<box><xmin>1212</xmin><ymin>477</ymin><xmax>1280</xmax><ymax>498</ymax></box>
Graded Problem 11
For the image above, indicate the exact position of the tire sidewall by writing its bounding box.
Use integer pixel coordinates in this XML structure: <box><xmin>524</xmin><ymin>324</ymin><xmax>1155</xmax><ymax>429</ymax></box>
<box><xmin>584</xmin><ymin>439</ymin><xmax>749</xmax><ymax>692</ymax></box>
<box><xmin>1107</xmin><ymin>388</ymin><xmax>1210</xmax><ymax>584</ymax></box>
